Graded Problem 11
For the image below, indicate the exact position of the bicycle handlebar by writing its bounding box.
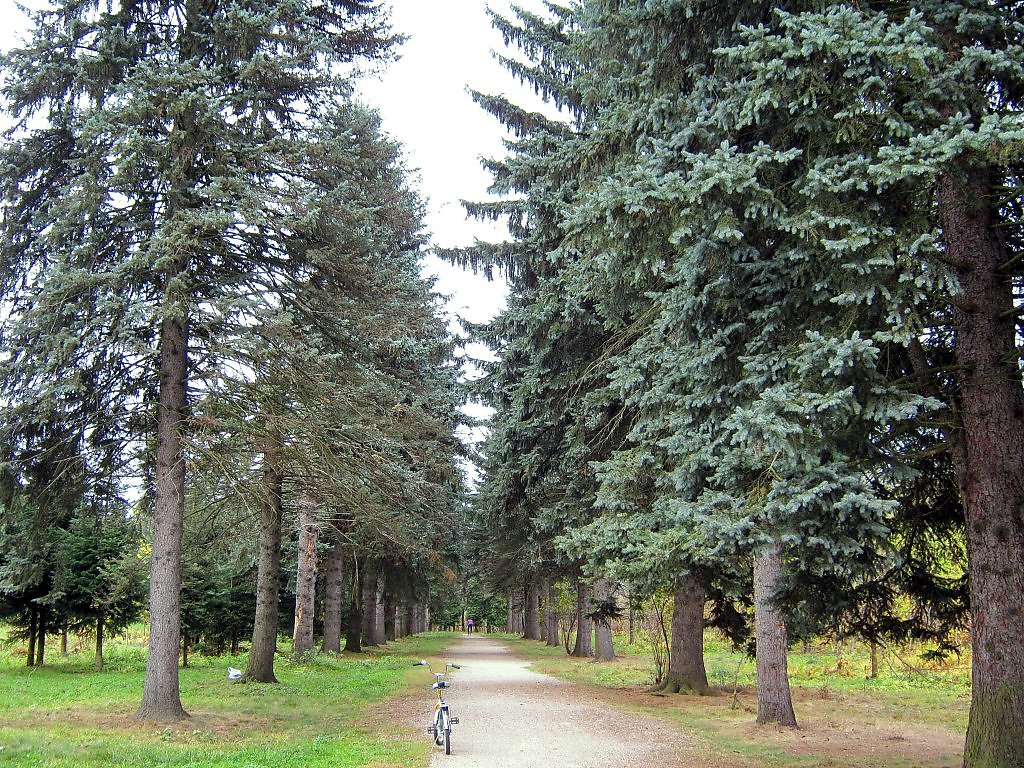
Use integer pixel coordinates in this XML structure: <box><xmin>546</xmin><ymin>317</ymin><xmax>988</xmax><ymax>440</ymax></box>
<box><xmin>412</xmin><ymin>660</ymin><xmax>464</xmax><ymax>675</ymax></box>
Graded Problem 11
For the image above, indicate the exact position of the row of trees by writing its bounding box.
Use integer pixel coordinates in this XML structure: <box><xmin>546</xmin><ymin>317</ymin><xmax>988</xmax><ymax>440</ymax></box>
<box><xmin>462</xmin><ymin>2</ymin><xmax>1021</xmax><ymax>767</ymax></box>
<box><xmin>0</xmin><ymin>0</ymin><xmax>466</xmax><ymax>720</ymax></box>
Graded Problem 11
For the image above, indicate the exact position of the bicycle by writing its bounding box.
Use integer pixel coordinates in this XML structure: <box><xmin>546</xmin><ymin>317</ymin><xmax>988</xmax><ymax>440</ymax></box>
<box><xmin>413</xmin><ymin>660</ymin><xmax>462</xmax><ymax>755</ymax></box>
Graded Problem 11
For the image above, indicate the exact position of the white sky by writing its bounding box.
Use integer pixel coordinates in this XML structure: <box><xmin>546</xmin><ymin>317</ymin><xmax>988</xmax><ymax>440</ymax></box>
<box><xmin>352</xmin><ymin>1</ymin><xmax>551</xmax><ymax>462</ymax></box>
<box><xmin>360</xmin><ymin>0</ymin><xmax>529</xmax><ymax>327</ymax></box>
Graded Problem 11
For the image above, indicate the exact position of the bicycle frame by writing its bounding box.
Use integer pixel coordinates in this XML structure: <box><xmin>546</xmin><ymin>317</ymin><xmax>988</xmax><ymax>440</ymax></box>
<box><xmin>414</xmin><ymin>660</ymin><xmax>462</xmax><ymax>755</ymax></box>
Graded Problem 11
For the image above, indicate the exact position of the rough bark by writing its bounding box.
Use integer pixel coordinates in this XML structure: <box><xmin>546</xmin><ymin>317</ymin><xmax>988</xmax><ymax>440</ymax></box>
<box><xmin>937</xmin><ymin>167</ymin><xmax>1024</xmax><ymax>768</ymax></box>
<box><xmin>657</xmin><ymin>575</ymin><xmax>709</xmax><ymax>694</ymax></box>
<box><xmin>35</xmin><ymin>609</ymin><xmax>46</xmax><ymax>667</ymax></box>
<box><xmin>571</xmin><ymin>581</ymin><xmax>593</xmax><ymax>658</ymax></box>
<box><xmin>395</xmin><ymin>604</ymin><xmax>405</xmax><ymax>638</ymax></box>
<box><xmin>370</xmin><ymin>584</ymin><xmax>387</xmax><ymax>645</ymax></box>
<box><xmin>383</xmin><ymin>592</ymin><xmax>397</xmax><ymax>642</ymax></box>
<box><xmin>292</xmin><ymin>502</ymin><xmax>318</xmax><ymax>659</ymax></box>
<box><xmin>96</xmin><ymin>613</ymin><xmax>104</xmax><ymax>673</ymax></box>
<box><xmin>754</xmin><ymin>541</ymin><xmax>798</xmax><ymax>728</ymax></box>
<box><xmin>136</xmin><ymin>299</ymin><xmax>189</xmax><ymax>722</ymax></box>
<box><xmin>628</xmin><ymin>587</ymin><xmax>636</xmax><ymax>646</ymax></box>
<box><xmin>26</xmin><ymin>608</ymin><xmax>36</xmax><ymax>667</ymax></box>
<box><xmin>361</xmin><ymin>566</ymin><xmax>380</xmax><ymax>647</ymax></box>
<box><xmin>524</xmin><ymin>581</ymin><xmax>542</xmax><ymax>640</ymax></box>
<box><xmin>243</xmin><ymin>435</ymin><xmax>284</xmax><ymax>682</ymax></box>
<box><xmin>506</xmin><ymin>586</ymin><xmax>524</xmax><ymax>634</ymax></box>
<box><xmin>405</xmin><ymin>604</ymin><xmax>417</xmax><ymax>637</ymax></box>
<box><xmin>593</xmin><ymin>578</ymin><xmax>616</xmax><ymax>662</ymax></box>
<box><xmin>544</xmin><ymin>580</ymin><xmax>560</xmax><ymax>647</ymax></box>
<box><xmin>344</xmin><ymin>557</ymin><xmax>363</xmax><ymax>653</ymax></box>
<box><xmin>61</xmin><ymin>626</ymin><xmax>68</xmax><ymax>656</ymax></box>
<box><xmin>321</xmin><ymin>533</ymin><xmax>346</xmax><ymax>654</ymax></box>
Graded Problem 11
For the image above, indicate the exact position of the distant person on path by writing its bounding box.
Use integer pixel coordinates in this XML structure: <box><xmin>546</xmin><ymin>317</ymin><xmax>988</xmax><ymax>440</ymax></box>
<box><xmin>466</xmin><ymin>618</ymin><xmax>475</xmax><ymax>634</ymax></box>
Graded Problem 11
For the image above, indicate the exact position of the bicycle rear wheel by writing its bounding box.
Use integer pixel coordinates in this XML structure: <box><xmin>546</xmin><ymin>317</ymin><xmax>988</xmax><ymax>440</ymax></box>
<box><xmin>441</xmin><ymin>710</ymin><xmax>451</xmax><ymax>755</ymax></box>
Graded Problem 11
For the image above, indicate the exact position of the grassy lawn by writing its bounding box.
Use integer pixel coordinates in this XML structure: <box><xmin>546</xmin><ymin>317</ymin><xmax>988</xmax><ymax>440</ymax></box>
<box><xmin>0</xmin><ymin>626</ymin><xmax>971</xmax><ymax>767</ymax></box>
<box><xmin>494</xmin><ymin>631</ymin><xmax>969</xmax><ymax>768</ymax></box>
<box><xmin>0</xmin><ymin>629</ymin><xmax>455</xmax><ymax>768</ymax></box>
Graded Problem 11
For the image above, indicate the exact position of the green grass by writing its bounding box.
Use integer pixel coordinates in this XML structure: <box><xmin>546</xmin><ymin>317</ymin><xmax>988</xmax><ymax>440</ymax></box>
<box><xmin>514</xmin><ymin>630</ymin><xmax>969</xmax><ymax>698</ymax></box>
<box><xmin>499</xmin><ymin>631</ymin><xmax>969</xmax><ymax>768</ymax></box>
<box><xmin>0</xmin><ymin>628</ymin><xmax>455</xmax><ymax>768</ymax></box>
<box><xmin>0</xmin><ymin>627</ymin><xmax>970</xmax><ymax>768</ymax></box>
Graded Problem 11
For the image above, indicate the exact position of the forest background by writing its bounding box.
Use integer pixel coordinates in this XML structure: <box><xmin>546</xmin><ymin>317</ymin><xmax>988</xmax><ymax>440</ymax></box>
<box><xmin>0</xmin><ymin>2</ymin><xmax>1021</xmax><ymax>768</ymax></box>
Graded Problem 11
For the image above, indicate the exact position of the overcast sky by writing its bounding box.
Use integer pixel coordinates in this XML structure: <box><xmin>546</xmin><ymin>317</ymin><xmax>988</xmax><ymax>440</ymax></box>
<box><xmin>361</xmin><ymin>1</ymin><xmax>523</xmax><ymax>326</ymax></box>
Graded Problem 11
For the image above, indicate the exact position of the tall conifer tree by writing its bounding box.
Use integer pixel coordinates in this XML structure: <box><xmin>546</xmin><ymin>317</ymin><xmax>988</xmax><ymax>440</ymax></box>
<box><xmin>700</xmin><ymin>6</ymin><xmax>1023</xmax><ymax>759</ymax></box>
<box><xmin>473</xmin><ymin>1</ymin><xmax>1008</xmax><ymax>743</ymax></box>
<box><xmin>1</xmin><ymin>0</ymin><xmax>397</xmax><ymax>720</ymax></box>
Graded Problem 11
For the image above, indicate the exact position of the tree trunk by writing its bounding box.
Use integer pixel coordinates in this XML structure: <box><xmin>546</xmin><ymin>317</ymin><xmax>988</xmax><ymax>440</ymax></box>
<box><xmin>869</xmin><ymin>640</ymin><xmax>878</xmax><ymax>680</ymax></box>
<box><xmin>181</xmin><ymin>634</ymin><xmax>189</xmax><ymax>668</ymax></box>
<box><xmin>243</xmin><ymin>434</ymin><xmax>284</xmax><ymax>683</ymax></box>
<box><xmin>395</xmin><ymin>604</ymin><xmax>405</xmax><ymax>638</ymax></box>
<box><xmin>292</xmin><ymin>502</ymin><xmax>318</xmax><ymax>659</ymax></box>
<box><xmin>383</xmin><ymin>592</ymin><xmax>397</xmax><ymax>642</ymax></box>
<box><xmin>658</xmin><ymin>574</ymin><xmax>709</xmax><ymax>694</ymax></box>
<box><xmin>96</xmin><ymin>613</ymin><xmax>105</xmax><ymax>673</ymax></box>
<box><xmin>593</xmin><ymin>577</ymin><xmax>616</xmax><ymax>662</ymax></box>
<box><xmin>405</xmin><ymin>604</ymin><xmax>417</xmax><ymax>637</ymax></box>
<box><xmin>544</xmin><ymin>580</ymin><xmax>560</xmax><ymax>647</ymax></box>
<box><xmin>26</xmin><ymin>607</ymin><xmax>36</xmax><ymax>667</ymax></box>
<box><xmin>137</xmin><ymin>300</ymin><xmax>189</xmax><ymax>722</ymax></box>
<box><xmin>627</xmin><ymin>586</ymin><xmax>635</xmax><ymax>646</ymax></box>
<box><xmin>344</xmin><ymin>557</ymin><xmax>363</xmax><ymax>653</ymax></box>
<box><xmin>524</xmin><ymin>581</ymin><xmax>542</xmax><ymax>640</ymax></box>
<box><xmin>61</xmin><ymin>625</ymin><xmax>68</xmax><ymax>656</ymax></box>
<box><xmin>321</xmin><ymin>533</ymin><xmax>346</xmax><ymax>654</ymax></box>
<box><xmin>371</xmin><ymin>584</ymin><xmax>386</xmax><ymax>646</ymax></box>
<box><xmin>937</xmin><ymin>167</ymin><xmax>1024</xmax><ymax>768</ymax></box>
<box><xmin>35</xmin><ymin>609</ymin><xmax>46</xmax><ymax>667</ymax></box>
<box><xmin>509</xmin><ymin>586</ymin><xmax>525</xmax><ymax>634</ymax></box>
<box><xmin>361</xmin><ymin>567</ymin><xmax>380</xmax><ymax>646</ymax></box>
<box><xmin>571</xmin><ymin>581</ymin><xmax>593</xmax><ymax>658</ymax></box>
<box><xmin>754</xmin><ymin>541</ymin><xmax>798</xmax><ymax>728</ymax></box>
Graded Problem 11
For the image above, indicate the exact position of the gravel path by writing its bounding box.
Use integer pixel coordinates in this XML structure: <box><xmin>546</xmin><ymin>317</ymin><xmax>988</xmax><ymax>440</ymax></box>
<box><xmin>418</xmin><ymin>635</ymin><xmax>693</xmax><ymax>768</ymax></box>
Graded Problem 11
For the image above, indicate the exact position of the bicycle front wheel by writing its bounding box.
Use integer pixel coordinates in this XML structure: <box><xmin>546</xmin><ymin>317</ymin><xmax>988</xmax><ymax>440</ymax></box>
<box><xmin>441</xmin><ymin>710</ymin><xmax>451</xmax><ymax>755</ymax></box>
<box><xmin>434</xmin><ymin>710</ymin><xmax>445</xmax><ymax>746</ymax></box>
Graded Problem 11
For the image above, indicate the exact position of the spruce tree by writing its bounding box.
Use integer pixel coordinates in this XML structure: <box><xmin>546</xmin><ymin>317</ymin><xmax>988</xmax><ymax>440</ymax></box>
<box><xmin>182</xmin><ymin>99</ymin><xmax>463</xmax><ymax>677</ymax></box>
<box><xmin>702</xmin><ymin>5</ymin><xmax>1023</xmax><ymax>759</ymax></box>
<box><xmin>49</xmin><ymin>506</ymin><xmax>146</xmax><ymax>671</ymax></box>
<box><xmin>1</xmin><ymin>0</ymin><xmax>397</xmax><ymax>720</ymax></box>
<box><xmin>463</xmin><ymin>3</ymin><xmax>631</xmax><ymax>656</ymax></box>
<box><xmin>472</xmin><ymin>0</ymin><xmax>996</xmax><ymax>732</ymax></box>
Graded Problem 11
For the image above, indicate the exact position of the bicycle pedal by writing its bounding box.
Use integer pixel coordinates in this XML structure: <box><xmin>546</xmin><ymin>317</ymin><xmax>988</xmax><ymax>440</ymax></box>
<box><xmin>449</xmin><ymin>718</ymin><xmax>459</xmax><ymax>724</ymax></box>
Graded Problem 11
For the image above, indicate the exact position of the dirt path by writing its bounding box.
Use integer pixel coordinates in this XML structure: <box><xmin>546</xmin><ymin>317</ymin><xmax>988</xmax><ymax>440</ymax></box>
<box><xmin>415</xmin><ymin>635</ymin><xmax>694</xmax><ymax>768</ymax></box>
